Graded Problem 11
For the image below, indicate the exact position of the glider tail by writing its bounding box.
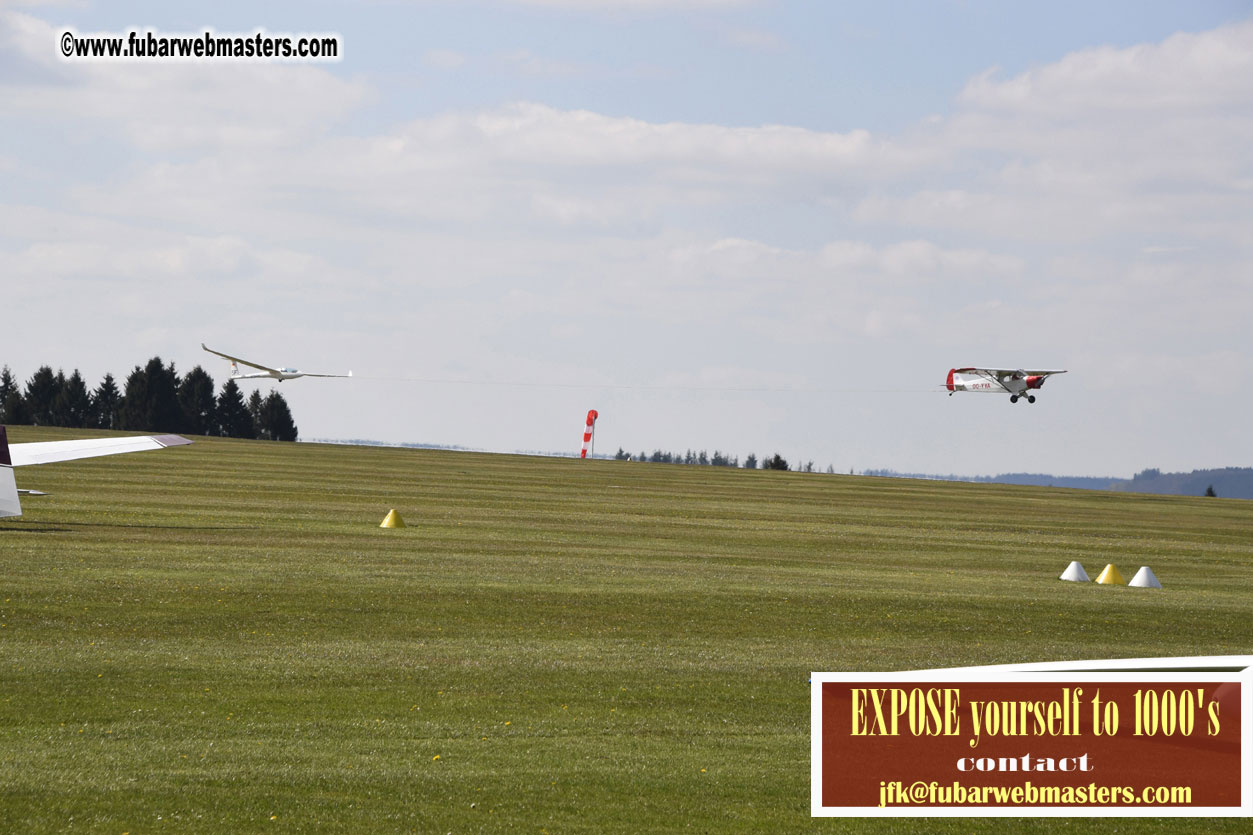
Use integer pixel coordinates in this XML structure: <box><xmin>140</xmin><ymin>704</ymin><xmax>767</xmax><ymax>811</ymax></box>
<box><xmin>0</xmin><ymin>427</ymin><xmax>20</xmax><ymax>519</ymax></box>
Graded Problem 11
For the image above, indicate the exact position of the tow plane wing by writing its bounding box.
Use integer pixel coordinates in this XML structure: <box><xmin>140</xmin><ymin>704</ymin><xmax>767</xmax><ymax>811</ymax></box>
<box><xmin>202</xmin><ymin>343</ymin><xmax>352</xmax><ymax>381</ymax></box>
<box><xmin>1</xmin><ymin>426</ymin><xmax>191</xmax><ymax>519</ymax></box>
<box><xmin>946</xmin><ymin>367</ymin><xmax>1067</xmax><ymax>404</ymax></box>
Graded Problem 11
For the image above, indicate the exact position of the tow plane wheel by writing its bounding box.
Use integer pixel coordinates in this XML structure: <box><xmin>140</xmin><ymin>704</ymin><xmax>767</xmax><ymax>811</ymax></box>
<box><xmin>1027</xmin><ymin>395</ymin><xmax>1036</xmax><ymax>404</ymax></box>
<box><xmin>1010</xmin><ymin>395</ymin><xmax>1019</xmax><ymax>403</ymax></box>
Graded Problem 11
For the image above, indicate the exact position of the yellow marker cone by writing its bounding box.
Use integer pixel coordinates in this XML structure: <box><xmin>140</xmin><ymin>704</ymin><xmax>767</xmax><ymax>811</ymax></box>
<box><xmin>380</xmin><ymin>509</ymin><xmax>406</xmax><ymax>528</ymax></box>
<box><xmin>1095</xmin><ymin>564</ymin><xmax>1124</xmax><ymax>585</ymax></box>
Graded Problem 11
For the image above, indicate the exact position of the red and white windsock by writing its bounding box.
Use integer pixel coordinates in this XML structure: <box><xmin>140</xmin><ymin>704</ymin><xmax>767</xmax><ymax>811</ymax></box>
<box><xmin>580</xmin><ymin>409</ymin><xmax>599</xmax><ymax>459</ymax></box>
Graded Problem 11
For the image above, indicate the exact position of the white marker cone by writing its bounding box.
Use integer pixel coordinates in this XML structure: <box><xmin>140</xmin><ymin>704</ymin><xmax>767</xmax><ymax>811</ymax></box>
<box><xmin>1129</xmin><ymin>566</ymin><xmax>1162</xmax><ymax>588</ymax></box>
<box><xmin>1059</xmin><ymin>561</ymin><xmax>1090</xmax><ymax>582</ymax></box>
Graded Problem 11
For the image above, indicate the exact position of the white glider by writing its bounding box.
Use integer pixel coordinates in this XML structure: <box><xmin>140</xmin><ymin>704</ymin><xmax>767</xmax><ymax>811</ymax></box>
<box><xmin>202</xmin><ymin>343</ymin><xmax>352</xmax><ymax>382</ymax></box>
<box><xmin>1</xmin><ymin>426</ymin><xmax>192</xmax><ymax>519</ymax></box>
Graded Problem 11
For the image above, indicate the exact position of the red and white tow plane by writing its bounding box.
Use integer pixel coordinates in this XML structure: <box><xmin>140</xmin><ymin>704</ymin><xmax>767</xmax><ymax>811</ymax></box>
<box><xmin>946</xmin><ymin>368</ymin><xmax>1067</xmax><ymax>404</ymax></box>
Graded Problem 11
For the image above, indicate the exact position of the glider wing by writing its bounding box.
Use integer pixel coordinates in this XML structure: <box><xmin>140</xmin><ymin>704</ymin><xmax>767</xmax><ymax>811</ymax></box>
<box><xmin>1</xmin><ymin>427</ymin><xmax>191</xmax><ymax>519</ymax></box>
<box><xmin>7</xmin><ymin>432</ymin><xmax>192</xmax><ymax>467</ymax></box>
<box><xmin>201</xmin><ymin>343</ymin><xmax>282</xmax><ymax>375</ymax></box>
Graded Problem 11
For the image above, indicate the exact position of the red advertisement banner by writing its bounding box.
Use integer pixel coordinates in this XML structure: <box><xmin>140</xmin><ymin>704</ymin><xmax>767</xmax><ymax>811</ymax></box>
<box><xmin>812</xmin><ymin>660</ymin><xmax>1252</xmax><ymax>817</ymax></box>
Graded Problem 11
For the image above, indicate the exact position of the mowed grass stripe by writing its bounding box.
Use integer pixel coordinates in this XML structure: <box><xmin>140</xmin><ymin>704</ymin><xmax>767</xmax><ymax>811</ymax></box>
<box><xmin>2</xmin><ymin>427</ymin><xmax>1251</xmax><ymax>832</ymax></box>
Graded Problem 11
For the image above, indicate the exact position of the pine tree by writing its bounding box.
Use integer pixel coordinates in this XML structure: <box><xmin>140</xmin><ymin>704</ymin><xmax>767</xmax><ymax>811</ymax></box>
<box><xmin>247</xmin><ymin>389</ymin><xmax>264</xmax><ymax>434</ymax></box>
<box><xmin>766</xmin><ymin>454</ymin><xmax>789</xmax><ymax>471</ymax></box>
<box><xmin>0</xmin><ymin>366</ymin><xmax>18</xmax><ymax>423</ymax></box>
<box><xmin>119</xmin><ymin>357</ymin><xmax>184</xmax><ymax>432</ymax></box>
<box><xmin>51</xmin><ymin>370</ymin><xmax>92</xmax><ymax>427</ymax></box>
<box><xmin>24</xmin><ymin>366</ymin><xmax>59</xmax><ymax>425</ymax></box>
<box><xmin>149</xmin><ymin>359</ymin><xmax>184</xmax><ymax>432</ymax></box>
<box><xmin>743</xmin><ymin>453</ymin><xmax>757</xmax><ymax>470</ymax></box>
<box><xmin>3</xmin><ymin>389</ymin><xmax>31</xmax><ymax>425</ymax></box>
<box><xmin>258</xmin><ymin>391</ymin><xmax>298</xmax><ymax>442</ymax></box>
<box><xmin>90</xmin><ymin>374</ymin><xmax>122</xmax><ymax>429</ymax></box>
<box><xmin>215</xmin><ymin>379</ymin><xmax>255</xmax><ymax>439</ymax></box>
<box><xmin>117</xmin><ymin>365</ymin><xmax>148</xmax><ymax>430</ymax></box>
<box><xmin>178</xmin><ymin>366</ymin><xmax>217</xmax><ymax>435</ymax></box>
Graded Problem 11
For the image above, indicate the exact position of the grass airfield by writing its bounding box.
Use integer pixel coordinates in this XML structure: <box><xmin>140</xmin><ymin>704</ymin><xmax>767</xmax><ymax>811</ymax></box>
<box><xmin>2</xmin><ymin>426</ymin><xmax>1251</xmax><ymax>833</ymax></box>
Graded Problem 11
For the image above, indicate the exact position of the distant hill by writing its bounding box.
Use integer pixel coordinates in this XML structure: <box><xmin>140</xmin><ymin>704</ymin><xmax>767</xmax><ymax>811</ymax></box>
<box><xmin>307</xmin><ymin>440</ymin><xmax>1253</xmax><ymax>499</ymax></box>
<box><xmin>1111</xmin><ymin>467</ymin><xmax>1253</xmax><ymax>500</ymax></box>
<box><xmin>970</xmin><ymin>472</ymin><xmax>1124</xmax><ymax>490</ymax></box>
<box><xmin>864</xmin><ymin>468</ymin><xmax>1253</xmax><ymax>499</ymax></box>
<box><xmin>863</xmin><ymin>470</ymin><xmax>1121</xmax><ymax>490</ymax></box>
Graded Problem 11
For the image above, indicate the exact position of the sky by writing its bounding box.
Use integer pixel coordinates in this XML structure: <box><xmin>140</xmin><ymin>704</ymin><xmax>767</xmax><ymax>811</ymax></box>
<box><xmin>3</xmin><ymin>0</ymin><xmax>1252</xmax><ymax>477</ymax></box>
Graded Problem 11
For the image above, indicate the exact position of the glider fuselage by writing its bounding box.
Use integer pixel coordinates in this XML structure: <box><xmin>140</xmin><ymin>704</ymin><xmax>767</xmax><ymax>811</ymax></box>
<box><xmin>231</xmin><ymin>366</ymin><xmax>306</xmax><ymax>381</ymax></box>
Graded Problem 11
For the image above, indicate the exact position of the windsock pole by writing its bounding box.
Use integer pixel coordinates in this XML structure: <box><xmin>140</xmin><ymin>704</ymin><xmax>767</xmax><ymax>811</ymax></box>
<box><xmin>580</xmin><ymin>410</ymin><xmax>599</xmax><ymax>459</ymax></box>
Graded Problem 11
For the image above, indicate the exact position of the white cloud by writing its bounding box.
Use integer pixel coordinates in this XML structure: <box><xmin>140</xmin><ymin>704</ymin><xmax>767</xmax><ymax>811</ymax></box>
<box><xmin>423</xmin><ymin>48</ymin><xmax>466</xmax><ymax>70</ymax></box>
<box><xmin>720</xmin><ymin>26</ymin><xmax>784</xmax><ymax>52</ymax></box>
<box><xmin>1</xmin><ymin>11</ymin><xmax>371</xmax><ymax>151</ymax></box>
<box><xmin>859</xmin><ymin>20</ymin><xmax>1253</xmax><ymax>246</ymax></box>
<box><xmin>958</xmin><ymin>22</ymin><xmax>1253</xmax><ymax>114</ymax></box>
<box><xmin>499</xmin><ymin>49</ymin><xmax>587</xmax><ymax>77</ymax></box>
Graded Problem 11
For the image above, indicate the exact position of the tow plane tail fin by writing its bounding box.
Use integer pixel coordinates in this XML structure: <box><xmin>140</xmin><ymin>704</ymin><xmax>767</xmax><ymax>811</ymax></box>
<box><xmin>1</xmin><ymin>427</ymin><xmax>20</xmax><ymax>519</ymax></box>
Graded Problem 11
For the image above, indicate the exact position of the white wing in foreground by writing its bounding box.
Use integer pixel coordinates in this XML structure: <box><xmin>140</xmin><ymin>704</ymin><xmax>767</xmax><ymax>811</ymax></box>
<box><xmin>8</xmin><ymin>434</ymin><xmax>192</xmax><ymax>467</ymax></box>
<box><xmin>1</xmin><ymin>427</ymin><xmax>192</xmax><ymax>519</ymax></box>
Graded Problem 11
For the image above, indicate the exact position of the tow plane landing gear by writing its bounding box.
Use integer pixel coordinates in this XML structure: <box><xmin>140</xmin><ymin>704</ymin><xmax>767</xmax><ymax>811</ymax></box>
<box><xmin>1009</xmin><ymin>395</ymin><xmax>1037</xmax><ymax>404</ymax></box>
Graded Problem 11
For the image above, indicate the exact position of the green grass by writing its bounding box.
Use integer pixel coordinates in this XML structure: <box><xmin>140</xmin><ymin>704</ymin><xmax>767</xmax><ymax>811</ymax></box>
<box><xmin>1</xmin><ymin>427</ymin><xmax>1250</xmax><ymax>832</ymax></box>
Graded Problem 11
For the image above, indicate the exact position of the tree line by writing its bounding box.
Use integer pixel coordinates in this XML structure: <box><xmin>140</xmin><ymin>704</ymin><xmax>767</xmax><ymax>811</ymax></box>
<box><xmin>613</xmin><ymin>448</ymin><xmax>830</xmax><ymax>472</ymax></box>
<box><xmin>0</xmin><ymin>358</ymin><xmax>298</xmax><ymax>441</ymax></box>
